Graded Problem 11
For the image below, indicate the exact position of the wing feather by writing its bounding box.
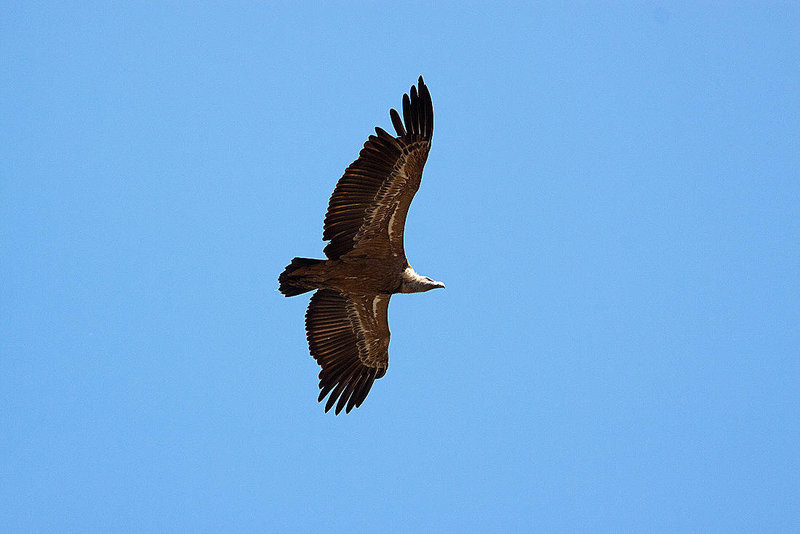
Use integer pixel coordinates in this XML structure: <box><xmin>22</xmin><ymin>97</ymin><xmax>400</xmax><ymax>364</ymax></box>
<box><xmin>390</xmin><ymin>109</ymin><xmax>406</xmax><ymax>137</ymax></box>
<box><xmin>305</xmin><ymin>289</ymin><xmax>391</xmax><ymax>414</ymax></box>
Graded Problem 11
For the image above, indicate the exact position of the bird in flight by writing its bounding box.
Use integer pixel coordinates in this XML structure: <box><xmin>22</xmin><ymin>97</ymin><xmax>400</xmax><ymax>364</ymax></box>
<box><xmin>279</xmin><ymin>76</ymin><xmax>444</xmax><ymax>414</ymax></box>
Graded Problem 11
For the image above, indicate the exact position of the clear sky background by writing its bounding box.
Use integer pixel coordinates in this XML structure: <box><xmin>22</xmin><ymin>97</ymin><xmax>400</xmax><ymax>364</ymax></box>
<box><xmin>2</xmin><ymin>2</ymin><xmax>798</xmax><ymax>532</ymax></box>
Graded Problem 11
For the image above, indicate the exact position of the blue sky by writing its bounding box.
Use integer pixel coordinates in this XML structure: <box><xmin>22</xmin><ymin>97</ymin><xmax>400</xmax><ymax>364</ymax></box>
<box><xmin>2</xmin><ymin>2</ymin><xmax>798</xmax><ymax>531</ymax></box>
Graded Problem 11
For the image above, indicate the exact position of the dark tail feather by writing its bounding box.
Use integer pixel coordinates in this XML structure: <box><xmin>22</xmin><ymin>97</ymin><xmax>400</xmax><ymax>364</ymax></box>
<box><xmin>278</xmin><ymin>257</ymin><xmax>324</xmax><ymax>297</ymax></box>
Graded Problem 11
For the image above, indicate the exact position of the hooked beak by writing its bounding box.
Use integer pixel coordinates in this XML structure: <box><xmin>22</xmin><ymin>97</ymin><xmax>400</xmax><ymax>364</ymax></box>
<box><xmin>434</xmin><ymin>280</ymin><xmax>445</xmax><ymax>289</ymax></box>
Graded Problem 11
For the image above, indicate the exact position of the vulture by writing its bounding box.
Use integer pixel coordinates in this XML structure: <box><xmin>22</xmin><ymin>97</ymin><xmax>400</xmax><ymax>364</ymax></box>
<box><xmin>279</xmin><ymin>76</ymin><xmax>444</xmax><ymax>414</ymax></box>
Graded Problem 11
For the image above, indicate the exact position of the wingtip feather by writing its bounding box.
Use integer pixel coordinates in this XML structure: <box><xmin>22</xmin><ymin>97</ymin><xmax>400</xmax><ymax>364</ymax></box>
<box><xmin>390</xmin><ymin>108</ymin><xmax>405</xmax><ymax>137</ymax></box>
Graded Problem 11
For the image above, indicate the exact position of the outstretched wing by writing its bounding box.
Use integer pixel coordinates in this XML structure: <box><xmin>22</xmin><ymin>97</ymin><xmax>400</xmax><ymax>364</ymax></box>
<box><xmin>323</xmin><ymin>76</ymin><xmax>434</xmax><ymax>260</ymax></box>
<box><xmin>304</xmin><ymin>289</ymin><xmax>391</xmax><ymax>414</ymax></box>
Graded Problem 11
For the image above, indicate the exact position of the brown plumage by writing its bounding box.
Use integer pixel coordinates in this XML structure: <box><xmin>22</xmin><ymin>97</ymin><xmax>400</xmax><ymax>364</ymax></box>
<box><xmin>279</xmin><ymin>76</ymin><xmax>444</xmax><ymax>414</ymax></box>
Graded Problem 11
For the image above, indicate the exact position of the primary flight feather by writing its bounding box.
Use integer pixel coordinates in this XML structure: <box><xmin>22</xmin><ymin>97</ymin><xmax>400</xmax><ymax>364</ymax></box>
<box><xmin>279</xmin><ymin>76</ymin><xmax>444</xmax><ymax>414</ymax></box>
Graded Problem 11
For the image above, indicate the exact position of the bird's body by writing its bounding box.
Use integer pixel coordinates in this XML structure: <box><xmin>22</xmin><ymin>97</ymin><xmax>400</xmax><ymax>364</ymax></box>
<box><xmin>281</xmin><ymin>255</ymin><xmax>405</xmax><ymax>295</ymax></box>
<box><xmin>279</xmin><ymin>77</ymin><xmax>443</xmax><ymax>414</ymax></box>
<box><xmin>281</xmin><ymin>256</ymin><xmax>435</xmax><ymax>296</ymax></box>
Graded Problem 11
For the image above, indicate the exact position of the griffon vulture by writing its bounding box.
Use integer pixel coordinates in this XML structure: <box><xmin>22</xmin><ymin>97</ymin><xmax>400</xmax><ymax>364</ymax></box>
<box><xmin>279</xmin><ymin>76</ymin><xmax>443</xmax><ymax>414</ymax></box>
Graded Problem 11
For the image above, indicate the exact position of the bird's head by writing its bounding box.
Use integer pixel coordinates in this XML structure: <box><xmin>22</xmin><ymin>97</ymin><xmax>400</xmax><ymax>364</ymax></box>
<box><xmin>423</xmin><ymin>276</ymin><xmax>446</xmax><ymax>291</ymax></box>
<box><xmin>400</xmin><ymin>268</ymin><xmax>445</xmax><ymax>293</ymax></box>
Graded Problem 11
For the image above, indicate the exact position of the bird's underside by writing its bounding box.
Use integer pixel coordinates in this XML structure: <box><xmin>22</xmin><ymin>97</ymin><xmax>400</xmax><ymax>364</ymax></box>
<box><xmin>279</xmin><ymin>76</ymin><xmax>443</xmax><ymax>414</ymax></box>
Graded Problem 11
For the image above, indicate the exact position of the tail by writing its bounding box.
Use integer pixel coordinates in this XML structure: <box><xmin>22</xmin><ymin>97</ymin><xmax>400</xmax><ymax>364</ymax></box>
<box><xmin>278</xmin><ymin>257</ymin><xmax>325</xmax><ymax>297</ymax></box>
